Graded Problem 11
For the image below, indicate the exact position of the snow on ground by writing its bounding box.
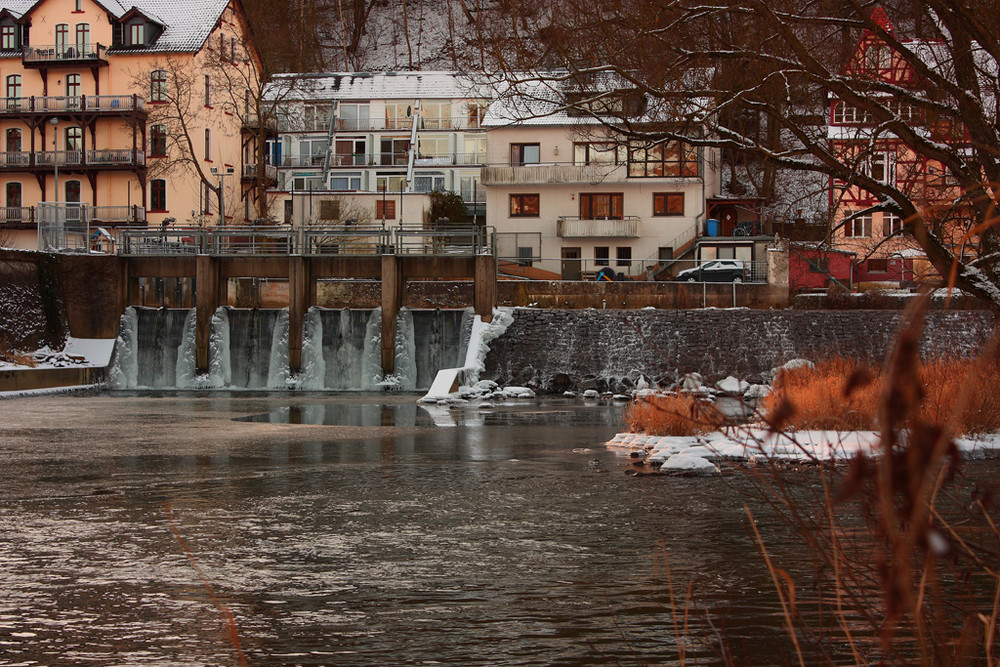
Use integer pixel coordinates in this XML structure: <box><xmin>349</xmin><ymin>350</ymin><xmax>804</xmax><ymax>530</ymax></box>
<box><xmin>608</xmin><ymin>428</ymin><xmax>1000</xmax><ymax>476</ymax></box>
<box><xmin>0</xmin><ymin>337</ymin><xmax>115</xmax><ymax>370</ymax></box>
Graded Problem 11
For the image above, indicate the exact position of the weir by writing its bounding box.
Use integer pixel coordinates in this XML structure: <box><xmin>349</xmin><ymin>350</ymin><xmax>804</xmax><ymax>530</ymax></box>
<box><xmin>118</xmin><ymin>251</ymin><xmax>497</xmax><ymax>380</ymax></box>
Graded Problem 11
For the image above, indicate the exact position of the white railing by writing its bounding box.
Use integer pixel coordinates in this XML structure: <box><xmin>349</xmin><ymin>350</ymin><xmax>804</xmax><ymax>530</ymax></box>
<box><xmin>556</xmin><ymin>216</ymin><xmax>640</xmax><ymax>238</ymax></box>
<box><xmin>243</xmin><ymin>163</ymin><xmax>278</xmax><ymax>181</ymax></box>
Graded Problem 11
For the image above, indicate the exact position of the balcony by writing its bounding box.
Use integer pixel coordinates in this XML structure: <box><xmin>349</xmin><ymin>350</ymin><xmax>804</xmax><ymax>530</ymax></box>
<box><xmin>557</xmin><ymin>216</ymin><xmax>640</xmax><ymax>238</ymax></box>
<box><xmin>0</xmin><ymin>149</ymin><xmax>145</xmax><ymax>171</ymax></box>
<box><xmin>242</xmin><ymin>163</ymin><xmax>278</xmax><ymax>183</ymax></box>
<box><xmin>0</xmin><ymin>95</ymin><xmax>145</xmax><ymax>115</ymax></box>
<box><xmin>325</xmin><ymin>152</ymin><xmax>487</xmax><ymax>168</ymax></box>
<box><xmin>23</xmin><ymin>43</ymin><xmax>108</xmax><ymax>68</ymax></box>
<box><xmin>241</xmin><ymin>113</ymin><xmax>278</xmax><ymax>135</ymax></box>
<box><xmin>482</xmin><ymin>163</ymin><xmax>627</xmax><ymax>186</ymax></box>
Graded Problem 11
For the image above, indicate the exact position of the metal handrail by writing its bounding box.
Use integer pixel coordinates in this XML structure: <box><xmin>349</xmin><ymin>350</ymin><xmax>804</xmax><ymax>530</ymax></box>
<box><xmin>301</xmin><ymin>225</ymin><xmax>392</xmax><ymax>256</ymax></box>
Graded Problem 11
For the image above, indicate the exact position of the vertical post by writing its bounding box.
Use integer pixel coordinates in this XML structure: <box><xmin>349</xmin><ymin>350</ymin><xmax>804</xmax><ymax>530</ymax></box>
<box><xmin>288</xmin><ymin>255</ymin><xmax>308</xmax><ymax>373</ymax></box>
<box><xmin>196</xmin><ymin>254</ymin><xmax>220</xmax><ymax>373</ymax></box>
<box><xmin>381</xmin><ymin>254</ymin><xmax>402</xmax><ymax>375</ymax></box>
<box><xmin>474</xmin><ymin>253</ymin><xmax>496</xmax><ymax>323</ymax></box>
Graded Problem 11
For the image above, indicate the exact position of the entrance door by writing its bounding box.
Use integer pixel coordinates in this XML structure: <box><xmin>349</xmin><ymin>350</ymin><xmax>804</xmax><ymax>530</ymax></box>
<box><xmin>561</xmin><ymin>247</ymin><xmax>582</xmax><ymax>280</ymax></box>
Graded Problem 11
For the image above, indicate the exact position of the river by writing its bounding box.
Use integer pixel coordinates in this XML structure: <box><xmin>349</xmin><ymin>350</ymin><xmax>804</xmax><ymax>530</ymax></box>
<box><xmin>0</xmin><ymin>391</ymin><xmax>894</xmax><ymax>665</ymax></box>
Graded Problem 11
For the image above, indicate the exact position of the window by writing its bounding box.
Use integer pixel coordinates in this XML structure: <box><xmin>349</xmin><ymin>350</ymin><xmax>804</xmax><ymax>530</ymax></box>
<box><xmin>75</xmin><ymin>0</ymin><xmax>82</xmax><ymax>10</ymax></box>
<box><xmin>595</xmin><ymin>246</ymin><xmax>610</xmax><ymax>267</ymax></box>
<box><xmin>218</xmin><ymin>34</ymin><xmax>226</xmax><ymax>59</ymax></box>
<box><xmin>573</xmin><ymin>142</ymin><xmax>623</xmax><ymax>165</ymax></box>
<box><xmin>517</xmin><ymin>247</ymin><xmax>534</xmax><ymax>267</ymax></box>
<box><xmin>653</xmin><ymin>192</ymin><xmax>684</xmax><ymax>216</ymax></box>
<box><xmin>616</xmin><ymin>246</ymin><xmax>632</xmax><ymax>267</ymax></box>
<box><xmin>417</xmin><ymin>136</ymin><xmax>449</xmax><ymax>159</ymax></box>
<box><xmin>379</xmin><ymin>138</ymin><xmax>409</xmax><ymax>166</ymax></box>
<box><xmin>150</xmin><ymin>70</ymin><xmax>167</xmax><ymax>102</ymax></box>
<box><xmin>300</xmin><ymin>138</ymin><xmax>328</xmax><ymax>166</ymax></box>
<box><xmin>66</xmin><ymin>74</ymin><xmax>81</xmax><ymax>99</ymax></box>
<box><xmin>384</xmin><ymin>103</ymin><xmax>412</xmax><ymax>130</ymax></box>
<box><xmin>421</xmin><ymin>102</ymin><xmax>451</xmax><ymax>129</ymax></box>
<box><xmin>867</xmin><ymin>258</ymin><xmax>889</xmax><ymax>272</ymax></box>
<box><xmin>376</xmin><ymin>199</ymin><xmax>396</xmax><ymax>219</ymax></box>
<box><xmin>628</xmin><ymin>141</ymin><xmax>699</xmax><ymax>177</ymax></box>
<box><xmin>413</xmin><ymin>174</ymin><xmax>445</xmax><ymax>192</ymax></box>
<box><xmin>883</xmin><ymin>213</ymin><xmax>904</xmax><ymax>236</ymax></box>
<box><xmin>204</xmin><ymin>75</ymin><xmax>211</xmax><ymax>106</ymax></box>
<box><xmin>509</xmin><ymin>194</ymin><xmax>539</xmax><ymax>217</ymax></box>
<box><xmin>329</xmin><ymin>173</ymin><xmax>361</xmax><ymax>191</ymax></box>
<box><xmin>5</xmin><ymin>74</ymin><xmax>20</xmax><ymax>99</ymax></box>
<box><xmin>230</xmin><ymin>37</ymin><xmax>237</xmax><ymax>61</ymax></box>
<box><xmin>833</xmin><ymin>102</ymin><xmax>873</xmax><ymax>125</ymax></box>
<box><xmin>463</xmin><ymin>136</ymin><xmax>486</xmax><ymax>164</ymax></box>
<box><xmin>1</xmin><ymin>25</ymin><xmax>16</xmax><ymax>50</ymax></box>
<box><xmin>65</xmin><ymin>180</ymin><xmax>81</xmax><ymax>203</ymax></box>
<box><xmin>376</xmin><ymin>175</ymin><xmax>406</xmax><ymax>193</ymax></box>
<box><xmin>580</xmin><ymin>193</ymin><xmax>623</xmax><ymax>219</ymax></box>
<box><xmin>865</xmin><ymin>152</ymin><xmax>894</xmax><ymax>185</ymax></box>
<box><xmin>319</xmin><ymin>200</ymin><xmax>340</xmax><ymax>220</ymax></box>
<box><xmin>202</xmin><ymin>182</ymin><xmax>212</xmax><ymax>214</ymax></box>
<box><xmin>129</xmin><ymin>23</ymin><xmax>145</xmax><ymax>46</ymax></box>
<box><xmin>64</xmin><ymin>126</ymin><xmax>83</xmax><ymax>151</ymax></box>
<box><xmin>150</xmin><ymin>179</ymin><xmax>167</xmax><ymax>211</ymax></box>
<box><xmin>55</xmin><ymin>24</ymin><xmax>69</xmax><ymax>53</ymax></box>
<box><xmin>467</xmin><ymin>103</ymin><xmax>487</xmax><ymax>128</ymax></box>
<box><xmin>149</xmin><ymin>124</ymin><xmax>167</xmax><ymax>157</ymax></box>
<box><xmin>6</xmin><ymin>128</ymin><xmax>20</xmax><ymax>151</ymax></box>
<box><xmin>843</xmin><ymin>213</ymin><xmax>873</xmax><ymax>238</ymax></box>
<box><xmin>337</xmin><ymin>103</ymin><xmax>370</xmax><ymax>131</ymax></box>
<box><xmin>334</xmin><ymin>139</ymin><xmax>366</xmax><ymax>167</ymax></box>
<box><xmin>510</xmin><ymin>143</ymin><xmax>540</xmax><ymax>166</ymax></box>
<box><xmin>204</xmin><ymin>128</ymin><xmax>211</xmax><ymax>161</ymax></box>
<box><xmin>7</xmin><ymin>182</ymin><xmax>21</xmax><ymax>208</ymax></box>
<box><xmin>75</xmin><ymin>23</ymin><xmax>90</xmax><ymax>53</ymax></box>
<box><xmin>864</xmin><ymin>43</ymin><xmax>892</xmax><ymax>72</ymax></box>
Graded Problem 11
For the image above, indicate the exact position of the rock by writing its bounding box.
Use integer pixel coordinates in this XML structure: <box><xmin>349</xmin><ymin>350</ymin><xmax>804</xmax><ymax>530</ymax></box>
<box><xmin>548</xmin><ymin>373</ymin><xmax>573</xmax><ymax>394</ymax></box>
<box><xmin>503</xmin><ymin>386</ymin><xmax>536</xmax><ymax>399</ymax></box>
<box><xmin>582</xmin><ymin>389</ymin><xmax>601</xmax><ymax>399</ymax></box>
<box><xmin>716</xmin><ymin>375</ymin><xmax>750</xmax><ymax>395</ymax></box>
<box><xmin>772</xmin><ymin>359</ymin><xmax>815</xmax><ymax>377</ymax></box>
<box><xmin>744</xmin><ymin>384</ymin><xmax>771</xmax><ymax>399</ymax></box>
<box><xmin>562</xmin><ymin>391</ymin><xmax>577</xmax><ymax>398</ymax></box>
<box><xmin>612</xmin><ymin>394</ymin><xmax>631</xmax><ymax>401</ymax></box>
<box><xmin>679</xmin><ymin>372</ymin><xmax>705</xmax><ymax>392</ymax></box>
<box><xmin>660</xmin><ymin>453</ymin><xmax>721</xmax><ymax>476</ymax></box>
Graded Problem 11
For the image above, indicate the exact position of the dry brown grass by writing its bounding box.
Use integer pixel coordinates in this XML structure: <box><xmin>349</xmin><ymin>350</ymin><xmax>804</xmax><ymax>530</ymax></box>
<box><xmin>0</xmin><ymin>349</ymin><xmax>36</xmax><ymax>367</ymax></box>
<box><xmin>623</xmin><ymin>392</ymin><xmax>722</xmax><ymax>436</ymax></box>
<box><xmin>762</xmin><ymin>355</ymin><xmax>1000</xmax><ymax>436</ymax></box>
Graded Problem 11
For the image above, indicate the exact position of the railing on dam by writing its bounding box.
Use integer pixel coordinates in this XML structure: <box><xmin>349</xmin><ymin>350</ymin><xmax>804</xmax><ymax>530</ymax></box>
<box><xmin>118</xmin><ymin>224</ymin><xmax>496</xmax><ymax>257</ymax></box>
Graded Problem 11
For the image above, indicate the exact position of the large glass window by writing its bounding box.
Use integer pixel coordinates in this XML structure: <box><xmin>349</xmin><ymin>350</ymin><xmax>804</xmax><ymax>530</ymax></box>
<box><xmin>573</xmin><ymin>142</ymin><xmax>623</xmax><ymax>165</ymax></box>
<box><xmin>337</xmin><ymin>103</ymin><xmax>369</xmax><ymax>131</ymax></box>
<box><xmin>384</xmin><ymin>103</ymin><xmax>412</xmax><ymax>130</ymax></box>
<box><xmin>463</xmin><ymin>136</ymin><xmax>486</xmax><ymax>164</ymax></box>
<box><xmin>580</xmin><ymin>193</ymin><xmax>623</xmax><ymax>219</ymax></box>
<box><xmin>150</xmin><ymin>70</ymin><xmax>167</xmax><ymax>102</ymax></box>
<box><xmin>55</xmin><ymin>24</ymin><xmax>69</xmax><ymax>54</ymax></box>
<box><xmin>376</xmin><ymin>174</ymin><xmax>406</xmax><ymax>193</ymax></box>
<box><xmin>75</xmin><ymin>23</ymin><xmax>90</xmax><ymax>53</ymax></box>
<box><xmin>329</xmin><ymin>173</ymin><xmax>361</xmax><ymax>191</ymax></box>
<box><xmin>421</xmin><ymin>102</ymin><xmax>452</xmax><ymax>129</ymax></box>
<box><xmin>628</xmin><ymin>141</ymin><xmax>699</xmax><ymax>177</ymax></box>
<box><xmin>417</xmin><ymin>136</ymin><xmax>449</xmax><ymax>159</ymax></box>
<box><xmin>334</xmin><ymin>139</ymin><xmax>365</xmax><ymax>167</ymax></box>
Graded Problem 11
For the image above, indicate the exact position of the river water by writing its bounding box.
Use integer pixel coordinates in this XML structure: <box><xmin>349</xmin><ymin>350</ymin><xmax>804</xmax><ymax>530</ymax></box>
<box><xmin>0</xmin><ymin>392</ymin><xmax>877</xmax><ymax>665</ymax></box>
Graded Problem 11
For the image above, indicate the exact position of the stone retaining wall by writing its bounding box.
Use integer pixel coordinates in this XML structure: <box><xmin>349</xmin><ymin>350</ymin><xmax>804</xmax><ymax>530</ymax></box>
<box><xmin>482</xmin><ymin>308</ymin><xmax>997</xmax><ymax>394</ymax></box>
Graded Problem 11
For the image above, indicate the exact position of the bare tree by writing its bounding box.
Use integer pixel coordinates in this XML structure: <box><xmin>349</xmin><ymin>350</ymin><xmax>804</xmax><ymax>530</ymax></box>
<box><xmin>470</xmin><ymin>0</ymin><xmax>1000</xmax><ymax>307</ymax></box>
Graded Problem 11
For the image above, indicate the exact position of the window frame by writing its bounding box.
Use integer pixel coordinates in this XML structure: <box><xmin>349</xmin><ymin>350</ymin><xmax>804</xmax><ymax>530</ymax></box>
<box><xmin>510</xmin><ymin>143</ymin><xmax>540</xmax><ymax>166</ymax></box>
<box><xmin>376</xmin><ymin>199</ymin><xmax>396</xmax><ymax>220</ymax></box>
<box><xmin>6</xmin><ymin>73</ymin><xmax>21</xmax><ymax>99</ymax></box>
<box><xmin>149</xmin><ymin>124</ymin><xmax>167</xmax><ymax>157</ymax></box>
<box><xmin>509</xmin><ymin>193</ymin><xmax>540</xmax><ymax>218</ymax></box>
<box><xmin>129</xmin><ymin>23</ymin><xmax>145</xmax><ymax>47</ymax></box>
<box><xmin>150</xmin><ymin>178</ymin><xmax>167</xmax><ymax>212</ymax></box>
<box><xmin>1</xmin><ymin>24</ymin><xmax>16</xmax><ymax>50</ymax></box>
<box><xmin>150</xmin><ymin>70</ymin><xmax>167</xmax><ymax>102</ymax></box>
<box><xmin>627</xmin><ymin>141</ymin><xmax>699</xmax><ymax>178</ymax></box>
<box><xmin>204</xmin><ymin>128</ymin><xmax>212</xmax><ymax>161</ymax></box>
<box><xmin>652</xmin><ymin>192</ymin><xmax>684</xmax><ymax>216</ymax></box>
<box><xmin>843</xmin><ymin>213</ymin><xmax>873</xmax><ymax>238</ymax></box>
<box><xmin>579</xmin><ymin>192</ymin><xmax>624</xmax><ymax>220</ymax></box>
<box><xmin>616</xmin><ymin>246</ymin><xmax>632</xmax><ymax>268</ymax></box>
<box><xmin>594</xmin><ymin>246</ymin><xmax>610</xmax><ymax>267</ymax></box>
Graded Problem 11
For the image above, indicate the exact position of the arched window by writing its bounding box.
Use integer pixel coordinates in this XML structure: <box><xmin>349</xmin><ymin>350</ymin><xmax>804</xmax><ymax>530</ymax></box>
<box><xmin>149</xmin><ymin>124</ymin><xmax>167</xmax><ymax>157</ymax></box>
<box><xmin>204</xmin><ymin>128</ymin><xmax>212</xmax><ymax>161</ymax></box>
<box><xmin>64</xmin><ymin>126</ymin><xmax>83</xmax><ymax>152</ymax></box>
<box><xmin>6</xmin><ymin>128</ymin><xmax>21</xmax><ymax>152</ymax></box>
<box><xmin>150</xmin><ymin>70</ymin><xmax>167</xmax><ymax>102</ymax></box>
<box><xmin>150</xmin><ymin>179</ymin><xmax>167</xmax><ymax>211</ymax></box>
<box><xmin>6</xmin><ymin>74</ymin><xmax>21</xmax><ymax>99</ymax></box>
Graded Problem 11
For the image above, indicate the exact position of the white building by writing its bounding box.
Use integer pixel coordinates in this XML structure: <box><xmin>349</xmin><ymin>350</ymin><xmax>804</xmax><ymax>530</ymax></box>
<box><xmin>482</xmin><ymin>77</ymin><xmax>722</xmax><ymax>279</ymax></box>
<box><xmin>264</xmin><ymin>71</ymin><xmax>489</xmax><ymax>226</ymax></box>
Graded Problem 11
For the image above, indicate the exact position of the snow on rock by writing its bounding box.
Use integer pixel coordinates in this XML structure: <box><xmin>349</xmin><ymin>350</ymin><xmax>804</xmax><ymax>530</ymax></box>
<box><xmin>772</xmin><ymin>359</ymin><xmax>815</xmax><ymax>376</ymax></box>
<box><xmin>744</xmin><ymin>384</ymin><xmax>771</xmax><ymax>399</ymax></box>
<box><xmin>583</xmin><ymin>389</ymin><xmax>601</xmax><ymax>399</ymax></box>
<box><xmin>418</xmin><ymin>309</ymin><xmax>515</xmax><ymax>404</ymax></box>
<box><xmin>716</xmin><ymin>376</ymin><xmax>750</xmax><ymax>395</ymax></box>
<box><xmin>660</xmin><ymin>453</ymin><xmax>721</xmax><ymax>476</ymax></box>
<box><xmin>502</xmin><ymin>386</ymin><xmax>536</xmax><ymax>399</ymax></box>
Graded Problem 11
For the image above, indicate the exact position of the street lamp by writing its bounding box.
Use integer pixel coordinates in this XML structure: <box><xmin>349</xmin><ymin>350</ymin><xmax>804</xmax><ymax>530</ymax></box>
<box><xmin>210</xmin><ymin>166</ymin><xmax>234</xmax><ymax>225</ymax></box>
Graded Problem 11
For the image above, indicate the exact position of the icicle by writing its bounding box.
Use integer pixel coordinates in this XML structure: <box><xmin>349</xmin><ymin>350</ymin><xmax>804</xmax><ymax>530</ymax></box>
<box><xmin>174</xmin><ymin>309</ymin><xmax>198</xmax><ymax>389</ymax></box>
<box><xmin>298</xmin><ymin>307</ymin><xmax>326</xmax><ymax>390</ymax></box>
<box><xmin>107</xmin><ymin>306</ymin><xmax>138</xmax><ymax>389</ymax></box>
<box><xmin>267</xmin><ymin>308</ymin><xmax>291</xmax><ymax>389</ymax></box>
<box><xmin>207</xmin><ymin>307</ymin><xmax>231</xmax><ymax>388</ymax></box>
<box><xmin>390</xmin><ymin>307</ymin><xmax>417</xmax><ymax>391</ymax></box>
<box><xmin>360</xmin><ymin>307</ymin><xmax>382</xmax><ymax>390</ymax></box>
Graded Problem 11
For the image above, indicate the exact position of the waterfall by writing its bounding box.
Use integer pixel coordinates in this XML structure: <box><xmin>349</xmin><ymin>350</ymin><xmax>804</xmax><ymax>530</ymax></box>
<box><xmin>411</xmin><ymin>308</ymin><xmax>473</xmax><ymax>390</ymax></box>
<box><xmin>298</xmin><ymin>308</ymin><xmax>326</xmax><ymax>390</ymax></box>
<box><xmin>107</xmin><ymin>307</ymin><xmax>138</xmax><ymax>389</ymax></box>
<box><xmin>225</xmin><ymin>308</ymin><xmax>288</xmax><ymax>389</ymax></box>
<box><xmin>174</xmin><ymin>310</ymin><xmax>198</xmax><ymax>389</ymax></box>
<box><xmin>267</xmin><ymin>309</ymin><xmax>291</xmax><ymax>389</ymax></box>
<box><xmin>361</xmin><ymin>307</ymin><xmax>383</xmax><ymax>390</ymax></box>
<box><xmin>207</xmin><ymin>307</ymin><xmax>231</xmax><ymax>388</ymax></box>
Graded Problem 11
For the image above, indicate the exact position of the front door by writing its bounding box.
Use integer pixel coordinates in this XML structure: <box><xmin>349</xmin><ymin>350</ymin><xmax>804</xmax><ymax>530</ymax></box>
<box><xmin>561</xmin><ymin>247</ymin><xmax>582</xmax><ymax>281</ymax></box>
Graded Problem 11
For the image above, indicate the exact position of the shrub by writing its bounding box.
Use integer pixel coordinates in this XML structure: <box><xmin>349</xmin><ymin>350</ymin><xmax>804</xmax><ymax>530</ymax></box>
<box><xmin>623</xmin><ymin>393</ymin><xmax>721</xmax><ymax>436</ymax></box>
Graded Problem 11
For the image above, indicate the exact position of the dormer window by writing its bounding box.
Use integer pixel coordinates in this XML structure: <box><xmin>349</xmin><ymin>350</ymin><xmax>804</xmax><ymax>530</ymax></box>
<box><xmin>0</xmin><ymin>25</ymin><xmax>15</xmax><ymax>51</ymax></box>
<box><xmin>129</xmin><ymin>23</ymin><xmax>145</xmax><ymax>46</ymax></box>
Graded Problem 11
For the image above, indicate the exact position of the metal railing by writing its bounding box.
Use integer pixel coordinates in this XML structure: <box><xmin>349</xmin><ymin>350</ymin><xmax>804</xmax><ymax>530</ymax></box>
<box><xmin>0</xmin><ymin>94</ymin><xmax>145</xmax><ymax>114</ymax></box>
<box><xmin>393</xmin><ymin>223</ymin><xmax>495</xmax><ymax>257</ymax></box>
<box><xmin>0</xmin><ymin>149</ymin><xmax>144</xmax><ymax>169</ymax></box>
<box><xmin>496</xmin><ymin>255</ymin><xmax>768</xmax><ymax>283</ymax></box>
<box><xmin>209</xmin><ymin>227</ymin><xmax>298</xmax><ymax>255</ymax></box>
<box><xmin>23</xmin><ymin>43</ymin><xmax>107</xmax><ymax>64</ymax></box>
<box><xmin>241</xmin><ymin>113</ymin><xmax>278</xmax><ymax>131</ymax></box>
<box><xmin>242</xmin><ymin>163</ymin><xmax>279</xmax><ymax>181</ymax></box>
<box><xmin>0</xmin><ymin>206</ymin><xmax>33</xmax><ymax>224</ymax></box>
<box><xmin>301</xmin><ymin>226</ymin><xmax>392</xmax><ymax>256</ymax></box>
<box><xmin>119</xmin><ymin>228</ymin><xmax>203</xmax><ymax>255</ymax></box>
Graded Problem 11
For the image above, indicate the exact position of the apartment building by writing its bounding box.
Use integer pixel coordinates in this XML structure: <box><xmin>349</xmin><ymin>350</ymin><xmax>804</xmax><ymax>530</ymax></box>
<box><xmin>481</xmin><ymin>77</ymin><xmax>722</xmax><ymax>279</ymax></box>
<box><xmin>0</xmin><ymin>0</ymin><xmax>263</xmax><ymax>250</ymax></box>
<box><xmin>264</xmin><ymin>71</ymin><xmax>489</xmax><ymax>226</ymax></box>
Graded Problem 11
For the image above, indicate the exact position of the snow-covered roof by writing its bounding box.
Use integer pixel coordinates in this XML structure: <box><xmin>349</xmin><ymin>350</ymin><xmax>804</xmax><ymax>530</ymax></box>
<box><xmin>266</xmin><ymin>71</ymin><xmax>489</xmax><ymax>102</ymax></box>
<box><xmin>2</xmin><ymin>0</ymin><xmax>233</xmax><ymax>53</ymax></box>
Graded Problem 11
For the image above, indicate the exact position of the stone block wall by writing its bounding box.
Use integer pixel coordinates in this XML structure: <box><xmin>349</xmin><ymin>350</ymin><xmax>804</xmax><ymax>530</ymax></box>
<box><xmin>482</xmin><ymin>308</ymin><xmax>996</xmax><ymax>394</ymax></box>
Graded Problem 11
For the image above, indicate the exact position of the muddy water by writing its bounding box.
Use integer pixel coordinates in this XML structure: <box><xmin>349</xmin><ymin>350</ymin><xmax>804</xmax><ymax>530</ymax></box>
<box><xmin>0</xmin><ymin>392</ymin><xmax>873</xmax><ymax>665</ymax></box>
